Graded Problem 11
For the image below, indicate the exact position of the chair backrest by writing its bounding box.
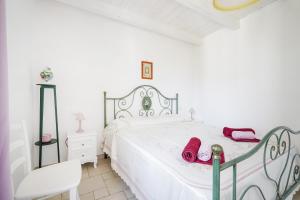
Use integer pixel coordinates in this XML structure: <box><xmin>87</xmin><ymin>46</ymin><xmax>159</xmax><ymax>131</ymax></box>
<box><xmin>10</xmin><ymin>120</ymin><xmax>32</xmax><ymax>195</ymax></box>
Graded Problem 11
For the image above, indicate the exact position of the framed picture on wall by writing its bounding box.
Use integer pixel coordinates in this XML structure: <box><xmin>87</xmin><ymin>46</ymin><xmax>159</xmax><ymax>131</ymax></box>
<box><xmin>141</xmin><ymin>61</ymin><xmax>153</xmax><ymax>80</ymax></box>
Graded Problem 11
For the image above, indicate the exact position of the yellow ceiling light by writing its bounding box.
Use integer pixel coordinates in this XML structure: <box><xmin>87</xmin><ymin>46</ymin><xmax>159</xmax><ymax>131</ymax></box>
<box><xmin>213</xmin><ymin>0</ymin><xmax>260</xmax><ymax>11</ymax></box>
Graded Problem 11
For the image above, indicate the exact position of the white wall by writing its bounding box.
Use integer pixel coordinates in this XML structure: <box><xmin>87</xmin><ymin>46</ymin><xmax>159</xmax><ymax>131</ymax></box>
<box><xmin>7</xmin><ymin>0</ymin><xmax>197</xmax><ymax>167</ymax></box>
<box><xmin>193</xmin><ymin>0</ymin><xmax>300</xmax><ymax>135</ymax></box>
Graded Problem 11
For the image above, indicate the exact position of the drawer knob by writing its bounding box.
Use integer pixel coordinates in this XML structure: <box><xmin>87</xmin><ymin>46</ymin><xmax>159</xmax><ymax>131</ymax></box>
<box><xmin>82</xmin><ymin>144</ymin><xmax>85</xmax><ymax>146</ymax></box>
<box><xmin>81</xmin><ymin>154</ymin><xmax>85</xmax><ymax>157</ymax></box>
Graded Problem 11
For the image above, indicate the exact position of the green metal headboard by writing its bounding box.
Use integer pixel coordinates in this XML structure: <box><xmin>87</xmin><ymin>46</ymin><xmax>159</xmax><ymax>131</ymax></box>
<box><xmin>103</xmin><ymin>85</ymin><xmax>178</xmax><ymax>127</ymax></box>
<box><xmin>212</xmin><ymin>126</ymin><xmax>300</xmax><ymax>200</ymax></box>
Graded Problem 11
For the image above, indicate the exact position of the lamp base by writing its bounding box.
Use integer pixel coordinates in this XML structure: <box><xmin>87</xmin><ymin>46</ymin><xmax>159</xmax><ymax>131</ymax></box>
<box><xmin>76</xmin><ymin>128</ymin><xmax>84</xmax><ymax>133</ymax></box>
<box><xmin>76</xmin><ymin>119</ymin><xmax>84</xmax><ymax>133</ymax></box>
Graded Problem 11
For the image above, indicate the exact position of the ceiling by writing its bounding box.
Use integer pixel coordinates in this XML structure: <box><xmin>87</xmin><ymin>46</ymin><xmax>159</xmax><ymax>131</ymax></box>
<box><xmin>54</xmin><ymin>0</ymin><xmax>278</xmax><ymax>45</ymax></box>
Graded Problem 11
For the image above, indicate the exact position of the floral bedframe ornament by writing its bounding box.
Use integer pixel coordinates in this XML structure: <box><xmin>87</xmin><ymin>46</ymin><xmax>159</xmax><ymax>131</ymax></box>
<box><xmin>40</xmin><ymin>67</ymin><xmax>53</xmax><ymax>82</ymax></box>
<box><xmin>142</xmin><ymin>96</ymin><xmax>152</xmax><ymax>110</ymax></box>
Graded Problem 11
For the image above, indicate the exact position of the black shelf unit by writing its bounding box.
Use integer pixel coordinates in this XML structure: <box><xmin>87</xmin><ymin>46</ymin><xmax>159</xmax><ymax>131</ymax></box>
<box><xmin>35</xmin><ymin>84</ymin><xmax>60</xmax><ymax>168</ymax></box>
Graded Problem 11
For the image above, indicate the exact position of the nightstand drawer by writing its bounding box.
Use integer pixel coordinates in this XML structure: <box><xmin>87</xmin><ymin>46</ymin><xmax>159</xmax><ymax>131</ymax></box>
<box><xmin>69</xmin><ymin>137</ymin><xmax>96</xmax><ymax>150</ymax></box>
<box><xmin>67</xmin><ymin>131</ymin><xmax>98</xmax><ymax>168</ymax></box>
<box><xmin>68</xmin><ymin>147</ymin><xmax>96</xmax><ymax>161</ymax></box>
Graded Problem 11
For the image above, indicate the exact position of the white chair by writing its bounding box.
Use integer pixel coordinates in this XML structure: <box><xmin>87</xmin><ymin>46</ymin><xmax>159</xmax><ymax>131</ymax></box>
<box><xmin>10</xmin><ymin>121</ymin><xmax>82</xmax><ymax>200</ymax></box>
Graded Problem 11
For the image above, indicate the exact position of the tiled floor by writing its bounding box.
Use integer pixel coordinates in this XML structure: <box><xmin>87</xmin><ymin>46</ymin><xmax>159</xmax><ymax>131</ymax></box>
<box><xmin>47</xmin><ymin>157</ymin><xmax>136</xmax><ymax>200</ymax></box>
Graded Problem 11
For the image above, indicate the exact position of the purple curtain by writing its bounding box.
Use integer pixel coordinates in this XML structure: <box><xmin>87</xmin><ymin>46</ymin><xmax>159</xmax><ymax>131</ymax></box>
<box><xmin>0</xmin><ymin>0</ymin><xmax>12</xmax><ymax>199</ymax></box>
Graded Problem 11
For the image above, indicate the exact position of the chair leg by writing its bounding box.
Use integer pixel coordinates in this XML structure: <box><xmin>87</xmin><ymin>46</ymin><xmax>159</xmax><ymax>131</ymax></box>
<box><xmin>69</xmin><ymin>187</ymin><xmax>79</xmax><ymax>200</ymax></box>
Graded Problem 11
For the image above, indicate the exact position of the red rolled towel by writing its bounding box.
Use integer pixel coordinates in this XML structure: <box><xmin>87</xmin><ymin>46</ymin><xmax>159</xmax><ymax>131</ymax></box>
<box><xmin>182</xmin><ymin>138</ymin><xmax>226</xmax><ymax>165</ymax></box>
<box><xmin>223</xmin><ymin>127</ymin><xmax>260</xmax><ymax>142</ymax></box>
<box><xmin>182</xmin><ymin>137</ymin><xmax>201</xmax><ymax>162</ymax></box>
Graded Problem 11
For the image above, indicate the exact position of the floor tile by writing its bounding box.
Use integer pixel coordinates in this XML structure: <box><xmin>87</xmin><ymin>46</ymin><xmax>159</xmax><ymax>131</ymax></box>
<box><xmin>79</xmin><ymin>176</ymin><xmax>106</xmax><ymax>195</ymax></box>
<box><xmin>294</xmin><ymin>191</ymin><xmax>300</xmax><ymax>200</ymax></box>
<box><xmin>93</xmin><ymin>187</ymin><xmax>110</xmax><ymax>199</ymax></box>
<box><xmin>99</xmin><ymin>192</ymin><xmax>127</xmax><ymax>200</ymax></box>
<box><xmin>88</xmin><ymin>164</ymin><xmax>112</xmax><ymax>176</ymax></box>
<box><xmin>61</xmin><ymin>192</ymin><xmax>69</xmax><ymax>200</ymax></box>
<box><xmin>105</xmin><ymin>177</ymin><xmax>127</xmax><ymax>194</ymax></box>
<box><xmin>80</xmin><ymin>192</ymin><xmax>95</xmax><ymax>200</ymax></box>
<box><xmin>99</xmin><ymin>158</ymin><xmax>110</xmax><ymax>165</ymax></box>
<box><xmin>82</xmin><ymin>167</ymin><xmax>89</xmax><ymax>179</ymax></box>
<box><xmin>102</xmin><ymin>171</ymin><xmax>117</xmax><ymax>181</ymax></box>
<box><xmin>83</xmin><ymin>163</ymin><xmax>94</xmax><ymax>168</ymax></box>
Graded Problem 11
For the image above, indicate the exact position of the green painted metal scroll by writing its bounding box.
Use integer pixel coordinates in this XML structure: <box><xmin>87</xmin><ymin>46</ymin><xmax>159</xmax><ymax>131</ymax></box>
<box><xmin>212</xmin><ymin>126</ymin><xmax>300</xmax><ymax>200</ymax></box>
<box><xmin>103</xmin><ymin>85</ymin><xmax>178</xmax><ymax>127</ymax></box>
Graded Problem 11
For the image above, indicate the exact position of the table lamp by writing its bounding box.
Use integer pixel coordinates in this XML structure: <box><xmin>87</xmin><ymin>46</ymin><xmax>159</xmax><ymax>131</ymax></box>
<box><xmin>189</xmin><ymin>108</ymin><xmax>195</xmax><ymax>121</ymax></box>
<box><xmin>74</xmin><ymin>112</ymin><xmax>85</xmax><ymax>133</ymax></box>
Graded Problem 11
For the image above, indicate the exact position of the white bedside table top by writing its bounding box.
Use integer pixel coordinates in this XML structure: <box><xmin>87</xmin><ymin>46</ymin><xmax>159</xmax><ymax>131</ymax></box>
<box><xmin>67</xmin><ymin>131</ymin><xmax>97</xmax><ymax>138</ymax></box>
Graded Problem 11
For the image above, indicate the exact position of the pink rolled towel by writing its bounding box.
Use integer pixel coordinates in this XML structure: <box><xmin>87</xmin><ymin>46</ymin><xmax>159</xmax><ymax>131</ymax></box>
<box><xmin>223</xmin><ymin>127</ymin><xmax>260</xmax><ymax>142</ymax></box>
<box><xmin>182</xmin><ymin>137</ymin><xmax>201</xmax><ymax>163</ymax></box>
<box><xmin>182</xmin><ymin>137</ymin><xmax>226</xmax><ymax>165</ymax></box>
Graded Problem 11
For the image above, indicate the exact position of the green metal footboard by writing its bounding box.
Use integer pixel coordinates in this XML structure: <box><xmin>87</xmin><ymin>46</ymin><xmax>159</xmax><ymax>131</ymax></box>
<box><xmin>212</xmin><ymin>126</ymin><xmax>300</xmax><ymax>200</ymax></box>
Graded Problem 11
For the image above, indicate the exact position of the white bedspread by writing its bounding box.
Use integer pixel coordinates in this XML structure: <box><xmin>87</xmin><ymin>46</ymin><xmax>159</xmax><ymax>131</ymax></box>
<box><xmin>103</xmin><ymin>120</ymin><xmax>299</xmax><ymax>200</ymax></box>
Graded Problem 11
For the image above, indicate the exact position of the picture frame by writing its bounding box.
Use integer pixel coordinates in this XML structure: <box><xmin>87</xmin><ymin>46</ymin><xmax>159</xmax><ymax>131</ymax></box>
<box><xmin>141</xmin><ymin>61</ymin><xmax>153</xmax><ymax>80</ymax></box>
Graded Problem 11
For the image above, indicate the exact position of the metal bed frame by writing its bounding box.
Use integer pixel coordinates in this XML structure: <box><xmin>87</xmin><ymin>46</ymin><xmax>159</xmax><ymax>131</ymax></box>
<box><xmin>103</xmin><ymin>85</ymin><xmax>300</xmax><ymax>200</ymax></box>
<box><xmin>212</xmin><ymin>127</ymin><xmax>300</xmax><ymax>200</ymax></box>
<box><xmin>103</xmin><ymin>85</ymin><xmax>178</xmax><ymax>127</ymax></box>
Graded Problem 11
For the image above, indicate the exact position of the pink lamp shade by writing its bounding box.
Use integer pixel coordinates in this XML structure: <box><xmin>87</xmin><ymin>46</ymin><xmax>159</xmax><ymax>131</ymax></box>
<box><xmin>75</xmin><ymin>113</ymin><xmax>85</xmax><ymax>121</ymax></box>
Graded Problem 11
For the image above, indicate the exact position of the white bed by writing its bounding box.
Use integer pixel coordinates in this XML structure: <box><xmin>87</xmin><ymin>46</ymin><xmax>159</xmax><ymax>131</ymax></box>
<box><xmin>102</xmin><ymin>117</ymin><xmax>299</xmax><ymax>200</ymax></box>
<box><xmin>102</xmin><ymin>85</ymin><xmax>300</xmax><ymax>200</ymax></box>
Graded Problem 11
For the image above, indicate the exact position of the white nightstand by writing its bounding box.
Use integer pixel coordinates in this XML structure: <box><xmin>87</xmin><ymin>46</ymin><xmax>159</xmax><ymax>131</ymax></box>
<box><xmin>67</xmin><ymin>131</ymin><xmax>98</xmax><ymax>168</ymax></box>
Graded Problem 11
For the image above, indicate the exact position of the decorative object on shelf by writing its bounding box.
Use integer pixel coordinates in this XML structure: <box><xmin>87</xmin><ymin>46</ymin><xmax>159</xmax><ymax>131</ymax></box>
<box><xmin>189</xmin><ymin>108</ymin><xmax>195</xmax><ymax>121</ymax></box>
<box><xmin>67</xmin><ymin>131</ymin><xmax>98</xmax><ymax>168</ymax></box>
<box><xmin>42</xmin><ymin>133</ymin><xmax>52</xmax><ymax>143</ymax></box>
<box><xmin>74</xmin><ymin>112</ymin><xmax>85</xmax><ymax>133</ymax></box>
<box><xmin>213</xmin><ymin>0</ymin><xmax>259</xmax><ymax>11</ymax></box>
<box><xmin>35</xmin><ymin>84</ymin><xmax>60</xmax><ymax>168</ymax></box>
<box><xmin>141</xmin><ymin>61</ymin><xmax>153</xmax><ymax>80</ymax></box>
<box><xmin>40</xmin><ymin>67</ymin><xmax>53</xmax><ymax>82</ymax></box>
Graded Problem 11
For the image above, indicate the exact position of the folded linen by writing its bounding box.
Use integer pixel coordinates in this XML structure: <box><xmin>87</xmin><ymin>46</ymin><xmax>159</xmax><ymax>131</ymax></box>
<box><xmin>195</xmin><ymin>151</ymin><xmax>225</xmax><ymax>165</ymax></box>
<box><xmin>182</xmin><ymin>137</ymin><xmax>201</xmax><ymax>162</ymax></box>
<box><xmin>182</xmin><ymin>138</ymin><xmax>225</xmax><ymax>165</ymax></box>
<box><xmin>197</xmin><ymin>143</ymin><xmax>212</xmax><ymax>162</ymax></box>
<box><xmin>232</xmin><ymin>131</ymin><xmax>256</xmax><ymax>140</ymax></box>
<box><xmin>223</xmin><ymin>127</ymin><xmax>260</xmax><ymax>142</ymax></box>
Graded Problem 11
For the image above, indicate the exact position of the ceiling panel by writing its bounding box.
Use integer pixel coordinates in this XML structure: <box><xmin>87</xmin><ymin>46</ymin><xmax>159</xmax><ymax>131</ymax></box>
<box><xmin>55</xmin><ymin>0</ymin><xmax>279</xmax><ymax>45</ymax></box>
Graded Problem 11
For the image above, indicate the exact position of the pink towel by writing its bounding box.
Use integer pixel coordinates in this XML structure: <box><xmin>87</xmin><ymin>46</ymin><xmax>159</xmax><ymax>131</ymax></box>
<box><xmin>182</xmin><ymin>137</ymin><xmax>201</xmax><ymax>162</ymax></box>
<box><xmin>182</xmin><ymin>137</ymin><xmax>225</xmax><ymax>165</ymax></box>
<box><xmin>223</xmin><ymin>127</ymin><xmax>260</xmax><ymax>142</ymax></box>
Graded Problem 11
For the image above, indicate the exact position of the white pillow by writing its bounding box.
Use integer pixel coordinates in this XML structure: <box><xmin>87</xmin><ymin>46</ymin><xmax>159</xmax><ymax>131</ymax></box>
<box><xmin>103</xmin><ymin>118</ymin><xmax>130</xmax><ymax>135</ymax></box>
<box><xmin>126</xmin><ymin>115</ymin><xmax>189</xmax><ymax>127</ymax></box>
<box><xmin>104</xmin><ymin>114</ymin><xmax>190</xmax><ymax>135</ymax></box>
